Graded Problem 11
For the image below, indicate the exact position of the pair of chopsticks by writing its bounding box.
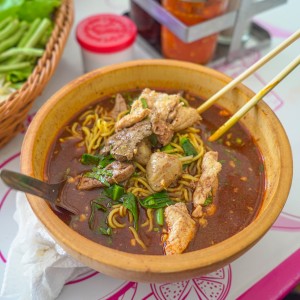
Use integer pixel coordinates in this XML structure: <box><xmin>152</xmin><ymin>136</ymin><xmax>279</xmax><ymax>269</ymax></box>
<box><xmin>197</xmin><ymin>28</ymin><xmax>300</xmax><ymax>142</ymax></box>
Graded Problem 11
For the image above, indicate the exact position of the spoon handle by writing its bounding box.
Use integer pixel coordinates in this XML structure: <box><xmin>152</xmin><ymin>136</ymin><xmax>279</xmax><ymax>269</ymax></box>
<box><xmin>0</xmin><ymin>169</ymin><xmax>58</xmax><ymax>202</ymax></box>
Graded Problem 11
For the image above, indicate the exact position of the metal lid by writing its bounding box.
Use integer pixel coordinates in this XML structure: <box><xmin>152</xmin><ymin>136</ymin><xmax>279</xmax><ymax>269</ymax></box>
<box><xmin>76</xmin><ymin>14</ymin><xmax>137</xmax><ymax>54</ymax></box>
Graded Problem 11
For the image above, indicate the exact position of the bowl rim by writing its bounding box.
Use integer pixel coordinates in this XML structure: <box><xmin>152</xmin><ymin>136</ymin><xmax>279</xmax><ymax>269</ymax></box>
<box><xmin>21</xmin><ymin>59</ymin><xmax>293</xmax><ymax>278</ymax></box>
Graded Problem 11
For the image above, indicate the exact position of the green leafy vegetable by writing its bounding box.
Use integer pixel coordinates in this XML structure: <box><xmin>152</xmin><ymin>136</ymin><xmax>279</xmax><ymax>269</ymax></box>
<box><xmin>121</xmin><ymin>193</ymin><xmax>139</xmax><ymax>230</ymax></box>
<box><xmin>105</xmin><ymin>184</ymin><xmax>125</xmax><ymax>201</ymax></box>
<box><xmin>0</xmin><ymin>0</ymin><xmax>61</xmax><ymax>102</ymax></box>
<box><xmin>180</xmin><ymin>137</ymin><xmax>198</xmax><ymax>157</ymax></box>
<box><xmin>139</xmin><ymin>191</ymin><xmax>174</xmax><ymax>209</ymax></box>
<box><xmin>81</xmin><ymin>153</ymin><xmax>114</xmax><ymax>168</ymax></box>
<box><xmin>84</xmin><ymin>167</ymin><xmax>112</xmax><ymax>187</ymax></box>
<box><xmin>88</xmin><ymin>198</ymin><xmax>107</xmax><ymax>230</ymax></box>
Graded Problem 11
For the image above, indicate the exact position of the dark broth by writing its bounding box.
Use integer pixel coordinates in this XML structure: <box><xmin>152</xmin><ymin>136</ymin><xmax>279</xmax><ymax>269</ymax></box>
<box><xmin>45</xmin><ymin>90</ymin><xmax>265</xmax><ymax>255</ymax></box>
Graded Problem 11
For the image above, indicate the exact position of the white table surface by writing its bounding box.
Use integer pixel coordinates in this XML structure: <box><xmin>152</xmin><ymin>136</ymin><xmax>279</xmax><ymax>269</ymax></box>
<box><xmin>1</xmin><ymin>0</ymin><xmax>300</xmax><ymax>299</ymax></box>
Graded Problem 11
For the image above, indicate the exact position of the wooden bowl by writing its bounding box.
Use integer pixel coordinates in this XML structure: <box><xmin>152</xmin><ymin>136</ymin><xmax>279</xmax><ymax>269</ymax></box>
<box><xmin>21</xmin><ymin>60</ymin><xmax>293</xmax><ymax>282</ymax></box>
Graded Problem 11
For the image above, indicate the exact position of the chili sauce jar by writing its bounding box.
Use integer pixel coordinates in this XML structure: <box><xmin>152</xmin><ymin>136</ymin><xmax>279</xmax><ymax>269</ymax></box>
<box><xmin>161</xmin><ymin>0</ymin><xmax>228</xmax><ymax>64</ymax></box>
<box><xmin>76</xmin><ymin>14</ymin><xmax>137</xmax><ymax>72</ymax></box>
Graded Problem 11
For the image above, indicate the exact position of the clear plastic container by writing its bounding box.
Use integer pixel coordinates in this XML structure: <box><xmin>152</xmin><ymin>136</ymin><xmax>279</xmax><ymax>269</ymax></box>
<box><xmin>76</xmin><ymin>14</ymin><xmax>137</xmax><ymax>72</ymax></box>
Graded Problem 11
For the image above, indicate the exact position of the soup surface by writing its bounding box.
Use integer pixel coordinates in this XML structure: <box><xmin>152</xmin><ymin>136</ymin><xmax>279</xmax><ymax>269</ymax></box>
<box><xmin>45</xmin><ymin>89</ymin><xmax>265</xmax><ymax>255</ymax></box>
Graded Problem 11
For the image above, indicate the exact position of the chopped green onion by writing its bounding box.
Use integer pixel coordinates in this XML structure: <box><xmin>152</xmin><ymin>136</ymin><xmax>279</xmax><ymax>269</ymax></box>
<box><xmin>121</xmin><ymin>193</ymin><xmax>139</xmax><ymax>230</ymax></box>
<box><xmin>161</xmin><ymin>144</ymin><xmax>174</xmax><ymax>152</ymax></box>
<box><xmin>105</xmin><ymin>184</ymin><xmax>125</xmax><ymax>201</ymax></box>
<box><xmin>140</xmin><ymin>97</ymin><xmax>148</xmax><ymax>108</ymax></box>
<box><xmin>139</xmin><ymin>191</ymin><xmax>174</xmax><ymax>209</ymax></box>
<box><xmin>156</xmin><ymin>208</ymin><xmax>164</xmax><ymax>226</ymax></box>
<box><xmin>180</xmin><ymin>137</ymin><xmax>198</xmax><ymax>157</ymax></box>
<box><xmin>179</xmin><ymin>97</ymin><xmax>189</xmax><ymax>107</ymax></box>
<box><xmin>203</xmin><ymin>194</ymin><xmax>213</xmax><ymax>206</ymax></box>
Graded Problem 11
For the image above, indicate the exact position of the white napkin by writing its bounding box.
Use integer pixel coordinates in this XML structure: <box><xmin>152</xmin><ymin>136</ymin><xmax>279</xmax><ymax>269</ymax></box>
<box><xmin>0</xmin><ymin>192</ymin><xmax>91</xmax><ymax>300</ymax></box>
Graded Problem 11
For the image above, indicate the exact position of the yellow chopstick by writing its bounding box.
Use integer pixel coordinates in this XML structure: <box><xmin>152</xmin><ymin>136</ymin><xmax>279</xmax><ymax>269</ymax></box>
<box><xmin>208</xmin><ymin>54</ymin><xmax>300</xmax><ymax>142</ymax></box>
<box><xmin>197</xmin><ymin>28</ymin><xmax>300</xmax><ymax>115</ymax></box>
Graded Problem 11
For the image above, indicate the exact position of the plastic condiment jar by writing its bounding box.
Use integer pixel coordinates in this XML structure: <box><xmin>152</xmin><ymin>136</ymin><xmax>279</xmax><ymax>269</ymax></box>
<box><xmin>161</xmin><ymin>0</ymin><xmax>229</xmax><ymax>64</ymax></box>
<box><xmin>76</xmin><ymin>14</ymin><xmax>137</xmax><ymax>72</ymax></box>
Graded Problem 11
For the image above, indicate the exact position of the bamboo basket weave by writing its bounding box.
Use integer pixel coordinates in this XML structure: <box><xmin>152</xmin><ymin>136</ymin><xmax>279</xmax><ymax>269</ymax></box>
<box><xmin>0</xmin><ymin>0</ymin><xmax>74</xmax><ymax>148</ymax></box>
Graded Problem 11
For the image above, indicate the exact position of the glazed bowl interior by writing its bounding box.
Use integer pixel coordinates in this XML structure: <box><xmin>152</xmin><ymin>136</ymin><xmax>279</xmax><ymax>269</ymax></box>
<box><xmin>21</xmin><ymin>60</ymin><xmax>292</xmax><ymax>282</ymax></box>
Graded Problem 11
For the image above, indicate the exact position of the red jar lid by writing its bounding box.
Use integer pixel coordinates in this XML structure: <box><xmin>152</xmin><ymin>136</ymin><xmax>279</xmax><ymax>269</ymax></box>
<box><xmin>76</xmin><ymin>14</ymin><xmax>137</xmax><ymax>54</ymax></box>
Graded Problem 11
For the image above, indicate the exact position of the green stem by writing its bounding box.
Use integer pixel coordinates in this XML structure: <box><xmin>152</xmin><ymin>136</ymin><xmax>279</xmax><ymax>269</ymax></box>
<box><xmin>0</xmin><ymin>19</ymin><xmax>19</xmax><ymax>42</ymax></box>
<box><xmin>0</xmin><ymin>62</ymin><xmax>31</xmax><ymax>73</ymax></box>
<box><xmin>0</xmin><ymin>22</ymin><xmax>28</xmax><ymax>53</ymax></box>
<box><xmin>18</xmin><ymin>18</ymin><xmax>41</xmax><ymax>47</ymax></box>
<box><xmin>9</xmin><ymin>18</ymin><xmax>51</xmax><ymax>64</ymax></box>
<box><xmin>0</xmin><ymin>17</ymin><xmax>13</xmax><ymax>31</ymax></box>
<box><xmin>25</xmin><ymin>18</ymin><xmax>52</xmax><ymax>48</ymax></box>
<box><xmin>0</xmin><ymin>48</ymin><xmax>44</xmax><ymax>62</ymax></box>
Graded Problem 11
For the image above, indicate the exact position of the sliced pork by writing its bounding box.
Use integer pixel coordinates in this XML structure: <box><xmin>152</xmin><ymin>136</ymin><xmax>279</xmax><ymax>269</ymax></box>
<box><xmin>134</xmin><ymin>139</ymin><xmax>152</xmax><ymax>166</ymax></box>
<box><xmin>164</xmin><ymin>203</ymin><xmax>196</xmax><ymax>255</ymax></box>
<box><xmin>77</xmin><ymin>161</ymin><xmax>135</xmax><ymax>190</ymax></box>
<box><xmin>103</xmin><ymin>120</ymin><xmax>152</xmax><ymax>161</ymax></box>
<box><xmin>192</xmin><ymin>151</ymin><xmax>222</xmax><ymax>218</ymax></box>
<box><xmin>115</xmin><ymin>96</ymin><xmax>150</xmax><ymax>131</ymax></box>
<box><xmin>109</xmin><ymin>93</ymin><xmax>128</xmax><ymax>119</ymax></box>
<box><xmin>172</xmin><ymin>106</ymin><xmax>201</xmax><ymax>132</ymax></box>
<box><xmin>146</xmin><ymin>152</ymin><xmax>182</xmax><ymax>192</ymax></box>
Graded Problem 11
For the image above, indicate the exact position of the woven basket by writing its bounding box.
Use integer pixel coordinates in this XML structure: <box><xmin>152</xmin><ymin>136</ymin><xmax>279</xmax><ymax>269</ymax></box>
<box><xmin>0</xmin><ymin>0</ymin><xmax>74</xmax><ymax>148</ymax></box>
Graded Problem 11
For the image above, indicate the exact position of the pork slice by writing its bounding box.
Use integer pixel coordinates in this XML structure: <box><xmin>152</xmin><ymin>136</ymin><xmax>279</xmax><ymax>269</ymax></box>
<box><xmin>164</xmin><ymin>202</ymin><xmax>196</xmax><ymax>255</ymax></box>
<box><xmin>172</xmin><ymin>106</ymin><xmax>201</xmax><ymax>132</ymax></box>
<box><xmin>146</xmin><ymin>152</ymin><xmax>182</xmax><ymax>192</ymax></box>
<box><xmin>115</xmin><ymin>96</ymin><xmax>150</xmax><ymax>131</ymax></box>
<box><xmin>109</xmin><ymin>93</ymin><xmax>128</xmax><ymax>120</ymax></box>
<box><xmin>77</xmin><ymin>161</ymin><xmax>135</xmax><ymax>190</ymax></box>
<box><xmin>150</xmin><ymin>93</ymin><xmax>182</xmax><ymax>146</ymax></box>
<box><xmin>134</xmin><ymin>138</ymin><xmax>152</xmax><ymax>166</ymax></box>
<box><xmin>192</xmin><ymin>151</ymin><xmax>222</xmax><ymax>218</ymax></box>
<box><xmin>106</xmin><ymin>120</ymin><xmax>152</xmax><ymax>161</ymax></box>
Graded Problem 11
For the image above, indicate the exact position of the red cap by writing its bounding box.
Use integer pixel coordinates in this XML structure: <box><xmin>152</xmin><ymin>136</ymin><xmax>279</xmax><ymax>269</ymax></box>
<box><xmin>76</xmin><ymin>14</ymin><xmax>137</xmax><ymax>54</ymax></box>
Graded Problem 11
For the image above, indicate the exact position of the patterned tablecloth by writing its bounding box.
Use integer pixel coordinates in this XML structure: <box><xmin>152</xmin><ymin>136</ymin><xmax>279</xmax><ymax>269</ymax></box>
<box><xmin>1</xmin><ymin>0</ymin><xmax>300</xmax><ymax>299</ymax></box>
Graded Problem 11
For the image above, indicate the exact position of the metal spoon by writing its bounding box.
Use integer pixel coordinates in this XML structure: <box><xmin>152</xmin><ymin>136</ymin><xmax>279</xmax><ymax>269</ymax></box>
<box><xmin>0</xmin><ymin>169</ymin><xmax>78</xmax><ymax>214</ymax></box>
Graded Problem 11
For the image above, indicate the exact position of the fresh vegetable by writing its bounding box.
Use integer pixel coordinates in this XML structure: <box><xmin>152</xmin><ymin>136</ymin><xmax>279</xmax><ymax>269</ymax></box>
<box><xmin>105</xmin><ymin>184</ymin><xmax>125</xmax><ymax>201</ymax></box>
<box><xmin>161</xmin><ymin>144</ymin><xmax>174</xmax><ymax>152</ymax></box>
<box><xmin>0</xmin><ymin>0</ymin><xmax>61</xmax><ymax>22</ymax></box>
<box><xmin>140</xmin><ymin>97</ymin><xmax>148</xmax><ymax>108</ymax></box>
<box><xmin>139</xmin><ymin>191</ymin><xmax>174</xmax><ymax>209</ymax></box>
<box><xmin>0</xmin><ymin>0</ymin><xmax>61</xmax><ymax>103</ymax></box>
<box><xmin>203</xmin><ymin>194</ymin><xmax>213</xmax><ymax>206</ymax></box>
<box><xmin>121</xmin><ymin>193</ymin><xmax>139</xmax><ymax>230</ymax></box>
<box><xmin>180</xmin><ymin>137</ymin><xmax>198</xmax><ymax>157</ymax></box>
<box><xmin>88</xmin><ymin>198</ymin><xmax>107</xmax><ymax>230</ymax></box>
<box><xmin>84</xmin><ymin>167</ymin><xmax>112</xmax><ymax>187</ymax></box>
<box><xmin>97</xmin><ymin>226</ymin><xmax>112</xmax><ymax>236</ymax></box>
<box><xmin>155</xmin><ymin>208</ymin><xmax>164</xmax><ymax>226</ymax></box>
<box><xmin>81</xmin><ymin>153</ymin><xmax>114</xmax><ymax>168</ymax></box>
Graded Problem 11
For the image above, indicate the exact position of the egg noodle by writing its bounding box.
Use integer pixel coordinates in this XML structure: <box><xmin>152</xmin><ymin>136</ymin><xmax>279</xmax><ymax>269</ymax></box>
<box><xmin>62</xmin><ymin>98</ymin><xmax>206</xmax><ymax>249</ymax></box>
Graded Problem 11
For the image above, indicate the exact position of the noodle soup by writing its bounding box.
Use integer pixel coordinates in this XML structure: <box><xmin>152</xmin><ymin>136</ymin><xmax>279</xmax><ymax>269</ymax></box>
<box><xmin>45</xmin><ymin>89</ymin><xmax>265</xmax><ymax>255</ymax></box>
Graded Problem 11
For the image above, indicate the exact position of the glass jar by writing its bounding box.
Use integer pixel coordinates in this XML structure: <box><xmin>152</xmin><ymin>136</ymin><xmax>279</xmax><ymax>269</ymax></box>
<box><xmin>130</xmin><ymin>0</ymin><xmax>161</xmax><ymax>46</ymax></box>
<box><xmin>161</xmin><ymin>0</ymin><xmax>228</xmax><ymax>64</ymax></box>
